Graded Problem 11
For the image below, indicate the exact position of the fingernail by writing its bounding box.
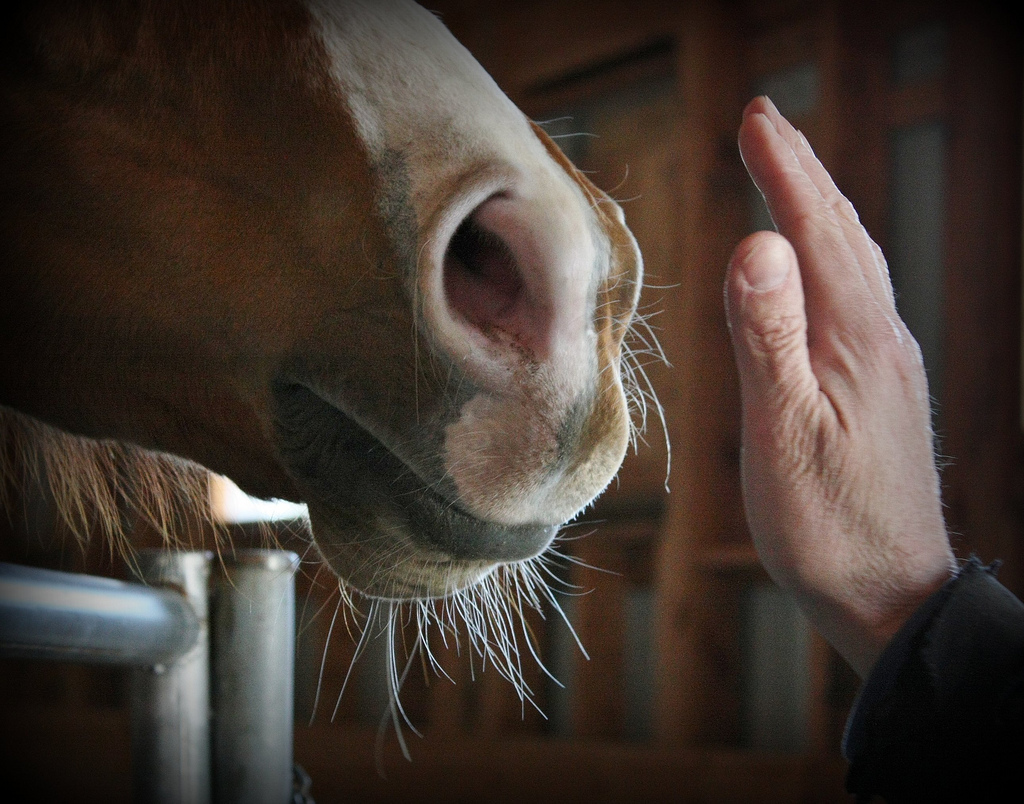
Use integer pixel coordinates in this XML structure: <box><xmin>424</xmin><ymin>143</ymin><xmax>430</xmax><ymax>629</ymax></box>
<box><xmin>740</xmin><ymin>238</ymin><xmax>790</xmax><ymax>291</ymax></box>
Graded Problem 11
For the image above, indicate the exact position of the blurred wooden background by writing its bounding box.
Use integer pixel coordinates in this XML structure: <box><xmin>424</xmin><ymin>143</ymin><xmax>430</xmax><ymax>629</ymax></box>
<box><xmin>2</xmin><ymin>1</ymin><xmax>1020</xmax><ymax>801</ymax></box>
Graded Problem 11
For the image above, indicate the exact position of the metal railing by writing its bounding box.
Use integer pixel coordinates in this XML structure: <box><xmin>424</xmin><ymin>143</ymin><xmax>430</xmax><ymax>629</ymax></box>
<box><xmin>0</xmin><ymin>549</ymin><xmax>299</xmax><ymax>804</ymax></box>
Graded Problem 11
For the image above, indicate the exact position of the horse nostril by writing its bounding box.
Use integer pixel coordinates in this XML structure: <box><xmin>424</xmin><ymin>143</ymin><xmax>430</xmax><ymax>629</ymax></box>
<box><xmin>443</xmin><ymin>213</ymin><xmax>526</xmax><ymax>342</ymax></box>
<box><xmin>436</xmin><ymin>190</ymin><xmax>584</xmax><ymax>373</ymax></box>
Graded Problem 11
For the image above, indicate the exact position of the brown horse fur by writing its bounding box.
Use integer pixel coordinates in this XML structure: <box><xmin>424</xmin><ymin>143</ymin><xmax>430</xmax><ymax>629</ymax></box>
<box><xmin>0</xmin><ymin>406</ymin><xmax>216</xmax><ymax>566</ymax></box>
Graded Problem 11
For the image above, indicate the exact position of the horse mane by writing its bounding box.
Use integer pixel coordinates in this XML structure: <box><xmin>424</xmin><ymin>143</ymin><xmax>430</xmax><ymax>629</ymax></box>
<box><xmin>0</xmin><ymin>406</ymin><xmax>218</xmax><ymax>563</ymax></box>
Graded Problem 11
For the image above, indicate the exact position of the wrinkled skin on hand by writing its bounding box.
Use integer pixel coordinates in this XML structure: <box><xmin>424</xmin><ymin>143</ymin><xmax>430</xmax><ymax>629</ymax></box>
<box><xmin>725</xmin><ymin>96</ymin><xmax>957</xmax><ymax>678</ymax></box>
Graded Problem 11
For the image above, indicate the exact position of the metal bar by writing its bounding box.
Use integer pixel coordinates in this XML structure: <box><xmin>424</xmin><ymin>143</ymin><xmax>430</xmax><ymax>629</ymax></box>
<box><xmin>210</xmin><ymin>549</ymin><xmax>298</xmax><ymax>804</ymax></box>
<box><xmin>0</xmin><ymin>560</ymin><xmax>200</xmax><ymax>665</ymax></box>
<box><xmin>130</xmin><ymin>551</ymin><xmax>212</xmax><ymax>804</ymax></box>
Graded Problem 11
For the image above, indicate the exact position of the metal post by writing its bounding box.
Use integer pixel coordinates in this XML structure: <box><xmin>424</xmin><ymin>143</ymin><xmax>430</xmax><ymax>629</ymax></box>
<box><xmin>210</xmin><ymin>549</ymin><xmax>298</xmax><ymax>804</ymax></box>
<box><xmin>0</xmin><ymin>561</ymin><xmax>200</xmax><ymax>665</ymax></box>
<box><xmin>130</xmin><ymin>551</ymin><xmax>213</xmax><ymax>804</ymax></box>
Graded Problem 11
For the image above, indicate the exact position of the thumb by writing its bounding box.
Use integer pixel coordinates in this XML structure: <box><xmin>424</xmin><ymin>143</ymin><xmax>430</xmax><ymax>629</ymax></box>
<box><xmin>725</xmin><ymin>232</ymin><xmax>815</xmax><ymax>413</ymax></box>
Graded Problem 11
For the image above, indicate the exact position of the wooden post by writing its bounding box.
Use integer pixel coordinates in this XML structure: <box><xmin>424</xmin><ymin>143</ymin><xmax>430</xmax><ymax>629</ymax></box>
<box><xmin>653</xmin><ymin>1</ymin><xmax>749</xmax><ymax>745</ymax></box>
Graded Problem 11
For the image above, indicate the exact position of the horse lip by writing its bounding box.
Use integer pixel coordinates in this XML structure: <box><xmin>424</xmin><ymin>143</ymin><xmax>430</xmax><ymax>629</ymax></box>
<box><xmin>409</xmin><ymin>484</ymin><xmax>559</xmax><ymax>563</ymax></box>
<box><xmin>272</xmin><ymin>380</ymin><xmax>558</xmax><ymax>566</ymax></box>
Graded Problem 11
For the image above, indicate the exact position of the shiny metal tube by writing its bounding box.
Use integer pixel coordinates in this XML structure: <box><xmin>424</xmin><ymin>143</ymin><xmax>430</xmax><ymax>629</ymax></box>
<box><xmin>210</xmin><ymin>549</ymin><xmax>298</xmax><ymax>804</ymax></box>
<box><xmin>130</xmin><ymin>550</ymin><xmax>212</xmax><ymax>804</ymax></box>
<box><xmin>0</xmin><ymin>560</ymin><xmax>200</xmax><ymax>665</ymax></box>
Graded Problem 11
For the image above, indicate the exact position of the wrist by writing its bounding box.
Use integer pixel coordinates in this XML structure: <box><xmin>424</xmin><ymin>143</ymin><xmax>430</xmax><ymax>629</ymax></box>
<box><xmin>838</xmin><ymin>559</ymin><xmax>957</xmax><ymax>678</ymax></box>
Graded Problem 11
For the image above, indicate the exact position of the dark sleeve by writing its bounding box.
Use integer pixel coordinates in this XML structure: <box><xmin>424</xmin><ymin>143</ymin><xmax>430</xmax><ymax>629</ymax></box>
<box><xmin>843</xmin><ymin>558</ymin><xmax>1024</xmax><ymax>802</ymax></box>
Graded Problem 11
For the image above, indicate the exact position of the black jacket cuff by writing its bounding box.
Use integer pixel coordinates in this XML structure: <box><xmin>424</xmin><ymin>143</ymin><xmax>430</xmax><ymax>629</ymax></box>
<box><xmin>843</xmin><ymin>557</ymin><xmax>1024</xmax><ymax>802</ymax></box>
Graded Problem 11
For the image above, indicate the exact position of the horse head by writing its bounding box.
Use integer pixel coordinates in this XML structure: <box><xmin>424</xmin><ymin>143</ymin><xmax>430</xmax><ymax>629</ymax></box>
<box><xmin>0</xmin><ymin>0</ymin><xmax>644</xmax><ymax>601</ymax></box>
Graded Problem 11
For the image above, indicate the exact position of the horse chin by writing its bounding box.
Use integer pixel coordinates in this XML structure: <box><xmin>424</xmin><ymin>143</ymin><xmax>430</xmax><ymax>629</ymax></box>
<box><xmin>272</xmin><ymin>381</ymin><xmax>559</xmax><ymax>599</ymax></box>
<box><xmin>306</xmin><ymin>509</ymin><xmax>502</xmax><ymax>600</ymax></box>
<box><xmin>306</xmin><ymin>496</ymin><xmax>558</xmax><ymax>600</ymax></box>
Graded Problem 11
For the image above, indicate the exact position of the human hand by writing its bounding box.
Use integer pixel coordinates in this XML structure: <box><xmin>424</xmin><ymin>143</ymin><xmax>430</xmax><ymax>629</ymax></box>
<box><xmin>725</xmin><ymin>96</ymin><xmax>957</xmax><ymax>678</ymax></box>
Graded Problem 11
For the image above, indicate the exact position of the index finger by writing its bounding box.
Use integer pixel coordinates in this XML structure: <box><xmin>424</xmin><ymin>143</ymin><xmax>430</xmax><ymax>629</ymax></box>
<box><xmin>747</xmin><ymin>97</ymin><xmax>897</xmax><ymax>311</ymax></box>
<box><xmin>739</xmin><ymin>99</ymin><xmax>895</xmax><ymax>339</ymax></box>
